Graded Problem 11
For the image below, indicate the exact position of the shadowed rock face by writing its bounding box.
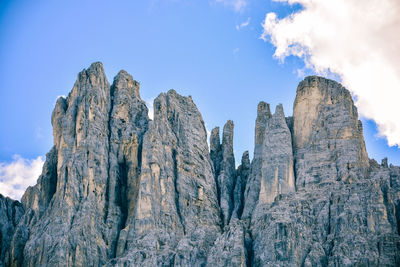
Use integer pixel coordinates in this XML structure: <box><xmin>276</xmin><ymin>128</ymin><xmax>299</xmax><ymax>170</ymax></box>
<box><xmin>210</xmin><ymin>120</ymin><xmax>236</xmax><ymax>227</ymax></box>
<box><xmin>1</xmin><ymin>64</ymin><xmax>399</xmax><ymax>267</ymax></box>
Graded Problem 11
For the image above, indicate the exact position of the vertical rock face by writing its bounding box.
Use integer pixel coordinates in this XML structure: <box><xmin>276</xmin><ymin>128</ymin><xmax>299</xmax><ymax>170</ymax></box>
<box><xmin>293</xmin><ymin>76</ymin><xmax>369</xmax><ymax>187</ymax></box>
<box><xmin>206</xmin><ymin>220</ymin><xmax>247</xmax><ymax>267</ymax></box>
<box><xmin>211</xmin><ymin>121</ymin><xmax>236</xmax><ymax>226</ymax></box>
<box><xmin>242</xmin><ymin>102</ymin><xmax>272</xmax><ymax>220</ymax></box>
<box><xmin>242</xmin><ymin>103</ymin><xmax>295</xmax><ymax>220</ymax></box>
<box><xmin>209</xmin><ymin>121</ymin><xmax>238</xmax><ymax>226</ymax></box>
<box><xmin>231</xmin><ymin>151</ymin><xmax>250</xmax><ymax>220</ymax></box>
<box><xmin>210</xmin><ymin>127</ymin><xmax>222</xmax><ymax>180</ymax></box>
<box><xmin>1</xmin><ymin>67</ymin><xmax>399</xmax><ymax>267</ymax></box>
<box><xmin>18</xmin><ymin>62</ymin><xmax>116</xmax><ymax>267</ymax></box>
<box><xmin>21</xmin><ymin>146</ymin><xmax>58</xmax><ymax>217</ymax></box>
<box><xmin>105</xmin><ymin>70</ymin><xmax>149</xmax><ymax>257</ymax></box>
<box><xmin>257</xmin><ymin>104</ymin><xmax>295</xmax><ymax>206</ymax></box>
<box><xmin>112</xmin><ymin>90</ymin><xmax>221</xmax><ymax>266</ymax></box>
<box><xmin>0</xmin><ymin>195</ymin><xmax>24</xmax><ymax>267</ymax></box>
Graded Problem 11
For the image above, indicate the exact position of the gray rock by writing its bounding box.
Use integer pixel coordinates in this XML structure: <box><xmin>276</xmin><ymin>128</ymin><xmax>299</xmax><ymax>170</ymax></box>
<box><xmin>206</xmin><ymin>219</ymin><xmax>247</xmax><ymax>267</ymax></box>
<box><xmin>231</xmin><ymin>151</ymin><xmax>250</xmax><ymax>220</ymax></box>
<box><xmin>257</xmin><ymin>104</ymin><xmax>295</xmax><ymax>206</ymax></box>
<box><xmin>210</xmin><ymin>127</ymin><xmax>222</xmax><ymax>179</ymax></box>
<box><xmin>10</xmin><ymin>62</ymin><xmax>117</xmax><ymax>267</ymax></box>
<box><xmin>250</xmin><ymin>166</ymin><xmax>400</xmax><ymax>266</ymax></box>
<box><xmin>105</xmin><ymin>70</ymin><xmax>149</xmax><ymax>258</ymax></box>
<box><xmin>242</xmin><ymin>103</ymin><xmax>295</xmax><ymax>221</ymax></box>
<box><xmin>242</xmin><ymin>102</ymin><xmax>272</xmax><ymax>220</ymax></box>
<box><xmin>293</xmin><ymin>76</ymin><xmax>369</xmax><ymax>187</ymax></box>
<box><xmin>211</xmin><ymin>121</ymin><xmax>236</xmax><ymax>227</ymax></box>
<box><xmin>111</xmin><ymin>90</ymin><xmax>221</xmax><ymax>266</ymax></box>
<box><xmin>0</xmin><ymin>195</ymin><xmax>24</xmax><ymax>267</ymax></box>
<box><xmin>1</xmin><ymin>65</ymin><xmax>399</xmax><ymax>267</ymax></box>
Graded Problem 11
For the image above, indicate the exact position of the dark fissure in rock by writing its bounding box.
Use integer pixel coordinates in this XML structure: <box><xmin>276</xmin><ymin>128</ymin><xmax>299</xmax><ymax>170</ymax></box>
<box><xmin>117</xmin><ymin>160</ymin><xmax>128</xmax><ymax>230</ymax></box>
<box><xmin>245</xmin><ymin>231</ymin><xmax>254</xmax><ymax>267</ymax></box>
<box><xmin>395</xmin><ymin>200</ymin><xmax>400</xmax><ymax>236</ymax></box>
<box><xmin>104</xmin><ymin>84</ymin><xmax>115</xmax><ymax>223</ymax></box>
<box><xmin>172</xmin><ymin>148</ymin><xmax>185</xmax><ymax>235</ymax></box>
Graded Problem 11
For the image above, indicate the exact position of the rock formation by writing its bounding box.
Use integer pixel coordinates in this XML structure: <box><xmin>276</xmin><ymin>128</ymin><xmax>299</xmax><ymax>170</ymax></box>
<box><xmin>0</xmin><ymin>64</ymin><xmax>399</xmax><ymax>267</ymax></box>
<box><xmin>293</xmin><ymin>76</ymin><xmax>369</xmax><ymax>187</ymax></box>
<box><xmin>211</xmin><ymin>121</ymin><xmax>236</xmax><ymax>227</ymax></box>
<box><xmin>0</xmin><ymin>195</ymin><xmax>24</xmax><ymax>267</ymax></box>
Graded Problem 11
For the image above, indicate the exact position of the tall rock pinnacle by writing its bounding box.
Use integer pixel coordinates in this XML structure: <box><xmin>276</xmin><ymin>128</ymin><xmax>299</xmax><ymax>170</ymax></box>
<box><xmin>242</xmin><ymin>103</ymin><xmax>295</xmax><ymax>221</ymax></box>
<box><xmin>293</xmin><ymin>76</ymin><xmax>369</xmax><ymax>187</ymax></box>
<box><xmin>257</xmin><ymin>104</ymin><xmax>295</xmax><ymax>205</ymax></box>
<box><xmin>211</xmin><ymin>120</ymin><xmax>236</xmax><ymax>227</ymax></box>
<box><xmin>242</xmin><ymin>102</ymin><xmax>272</xmax><ymax>220</ymax></box>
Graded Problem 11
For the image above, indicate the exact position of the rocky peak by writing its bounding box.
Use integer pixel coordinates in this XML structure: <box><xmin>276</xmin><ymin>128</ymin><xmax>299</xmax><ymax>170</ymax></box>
<box><xmin>218</xmin><ymin>120</ymin><xmax>236</xmax><ymax>226</ymax></box>
<box><xmin>113</xmin><ymin>70</ymin><xmax>141</xmax><ymax>98</ymax></box>
<box><xmin>293</xmin><ymin>76</ymin><xmax>369</xmax><ymax>187</ymax></box>
<box><xmin>254</xmin><ymin>101</ymin><xmax>271</xmax><ymax>154</ymax></box>
<box><xmin>256</xmin><ymin>103</ymin><xmax>295</xmax><ymax>206</ymax></box>
<box><xmin>242</xmin><ymin>103</ymin><xmax>295</xmax><ymax>221</ymax></box>
<box><xmin>210</xmin><ymin>127</ymin><xmax>222</xmax><ymax>179</ymax></box>
<box><xmin>241</xmin><ymin>101</ymin><xmax>273</xmax><ymax>220</ymax></box>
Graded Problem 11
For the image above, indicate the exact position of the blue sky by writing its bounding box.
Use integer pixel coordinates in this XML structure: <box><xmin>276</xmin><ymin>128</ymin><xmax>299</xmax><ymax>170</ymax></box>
<box><xmin>0</xmin><ymin>0</ymin><xmax>399</xmax><ymax>198</ymax></box>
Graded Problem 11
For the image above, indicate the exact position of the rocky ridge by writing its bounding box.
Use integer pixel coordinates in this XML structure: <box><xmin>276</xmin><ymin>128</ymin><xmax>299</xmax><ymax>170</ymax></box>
<box><xmin>0</xmin><ymin>63</ymin><xmax>399</xmax><ymax>266</ymax></box>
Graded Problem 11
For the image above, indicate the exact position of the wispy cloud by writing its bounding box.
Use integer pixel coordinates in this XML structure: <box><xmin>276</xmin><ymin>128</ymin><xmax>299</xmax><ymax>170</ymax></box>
<box><xmin>214</xmin><ymin>0</ymin><xmax>247</xmax><ymax>12</ymax></box>
<box><xmin>236</xmin><ymin>17</ymin><xmax>250</xmax><ymax>30</ymax></box>
<box><xmin>262</xmin><ymin>0</ymin><xmax>400</xmax><ymax>147</ymax></box>
<box><xmin>0</xmin><ymin>155</ymin><xmax>44</xmax><ymax>200</ymax></box>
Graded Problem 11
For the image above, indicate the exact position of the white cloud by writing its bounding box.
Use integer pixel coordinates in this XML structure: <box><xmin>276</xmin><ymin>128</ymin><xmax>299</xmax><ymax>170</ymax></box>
<box><xmin>146</xmin><ymin>97</ymin><xmax>155</xmax><ymax>120</ymax></box>
<box><xmin>215</xmin><ymin>0</ymin><xmax>247</xmax><ymax>12</ymax></box>
<box><xmin>262</xmin><ymin>0</ymin><xmax>400</xmax><ymax>146</ymax></box>
<box><xmin>236</xmin><ymin>17</ymin><xmax>251</xmax><ymax>30</ymax></box>
<box><xmin>0</xmin><ymin>155</ymin><xmax>44</xmax><ymax>200</ymax></box>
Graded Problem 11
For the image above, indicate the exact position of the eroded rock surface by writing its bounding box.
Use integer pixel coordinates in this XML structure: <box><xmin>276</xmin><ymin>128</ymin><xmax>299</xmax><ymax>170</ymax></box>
<box><xmin>293</xmin><ymin>76</ymin><xmax>369</xmax><ymax>187</ymax></box>
<box><xmin>0</xmin><ymin>195</ymin><xmax>24</xmax><ymax>267</ymax></box>
<box><xmin>0</xmin><ymin>67</ymin><xmax>399</xmax><ymax>267</ymax></box>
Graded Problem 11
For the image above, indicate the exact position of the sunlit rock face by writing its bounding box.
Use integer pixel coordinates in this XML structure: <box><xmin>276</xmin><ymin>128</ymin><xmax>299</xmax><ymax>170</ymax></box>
<box><xmin>293</xmin><ymin>76</ymin><xmax>369</xmax><ymax>187</ymax></box>
<box><xmin>0</xmin><ymin>64</ymin><xmax>399</xmax><ymax>267</ymax></box>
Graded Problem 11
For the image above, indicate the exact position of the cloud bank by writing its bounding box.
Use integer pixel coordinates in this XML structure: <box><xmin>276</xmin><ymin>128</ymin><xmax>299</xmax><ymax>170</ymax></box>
<box><xmin>0</xmin><ymin>155</ymin><xmax>44</xmax><ymax>200</ymax></box>
<box><xmin>262</xmin><ymin>0</ymin><xmax>400</xmax><ymax>146</ymax></box>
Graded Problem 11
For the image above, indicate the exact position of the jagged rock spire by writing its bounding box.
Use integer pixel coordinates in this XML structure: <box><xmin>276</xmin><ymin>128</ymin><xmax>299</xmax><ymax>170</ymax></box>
<box><xmin>218</xmin><ymin>120</ymin><xmax>236</xmax><ymax>226</ymax></box>
<box><xmin>209</xmin><ymin>121</ymin><xmax>237</xmax><ymax>227</ymax></box>
<box><xmin>242</xmin><ymin>101</ymin><xmax>272</xmax><ymax>220</ymax></box>
<box><xmin>242</xmin><ymin>103</ymin><xmax>295</xmax><ymax>221</ymax></box>
<box><xmin>257</xmin><ymin>104</ymin><xmax>295</xmax><ymax>206</ymax></box>
<box><xmin>210</xmin><ymin>126</ymin><xmax>222</xmax><ymax>179</ymax></box>
<box><xmin>231</xmin><ymin>151</ymin><xmax>250</xmax><ymax>220</ymax></box>
<box><xmin>106</xmin><ymin>69</ymin><xmax>149</xmax><ymax>257</ymax></box>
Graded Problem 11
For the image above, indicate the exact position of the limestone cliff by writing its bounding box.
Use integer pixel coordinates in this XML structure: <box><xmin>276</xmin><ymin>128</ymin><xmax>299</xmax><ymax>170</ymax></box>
<box><xmin>0</xmin><ymin>64</ymin><xmax>399</xmax><ymax>267</ymax></box>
